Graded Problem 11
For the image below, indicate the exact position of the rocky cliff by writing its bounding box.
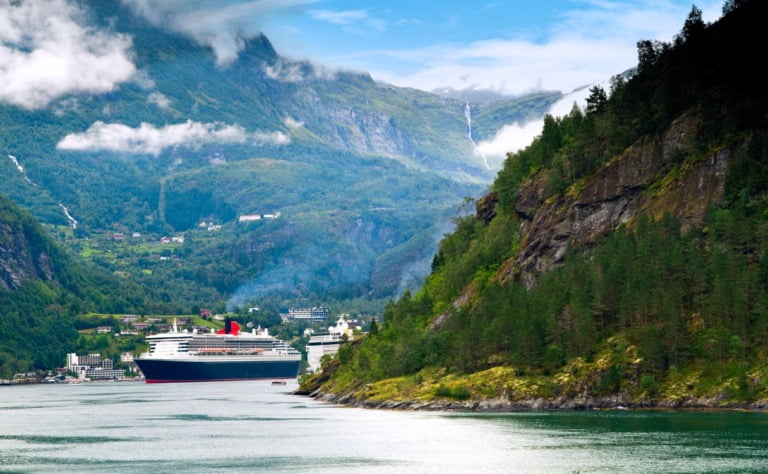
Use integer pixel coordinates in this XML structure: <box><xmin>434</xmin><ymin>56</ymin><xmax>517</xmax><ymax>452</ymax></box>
<box><xmin>498</xmin><ymin>111</ymin><xmax>733</xmax><ymax>289</ymax></box>
<box><xmin>0</xmin><ymin>196</ymin><xmax>60</xmax><ymax>290</ymax></box>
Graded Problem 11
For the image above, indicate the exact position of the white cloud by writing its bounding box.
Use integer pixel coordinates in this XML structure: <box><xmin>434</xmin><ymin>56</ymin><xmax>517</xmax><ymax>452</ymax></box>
<box><xmin>0</xmin><ymin>0</ymin><xmax>136</xmax><ymax>109</ymax></box>
<box><xmin>56</xmin><ymin>120</ymin><xmax>289</xmax><ymax>155</ymax></box>
<box><xmin>474</xmin><ymin>121</ymin><xmax>545</xmax><ymax>162</ymax></box>
<box><xmin>121</xmin><ymin>0</ymin><xmax>315</xmax><ymax>65</ymax></box>
<box><xmin>147</xmin><ymin>92</ymin><xmax>171</xmax><ymax>109</ymax></box>
<box><xmin>263</xmin><ymin>58</ymin><xmax>305</xmax><ymax>82</ymax></box>
<box><xmin>133</xmin><ymin>70</ymin><xmax>157</xmax><ymax>90</ymax></box>
<box><xmin>309</xmin><ymin>9</ymin><xmax>387</xmax><ymax>33</ymax></box>
<box><xmin>310</xmin><ymin>9</ymin><xmax>368</xmax><ymax>25</ymax></box>
<box><xmin>263</xmin><ymin>57</ymin><xmax>337</xmax><ymax>82</ymax></box>
<box><xmin>474</xmin><ymin>83</ymin><xmax>599</xmax><ymax>160</ymax></box>
<box><xmin>331</xmin><ymin>0</ymin><xmax>724</xmax><ymax>96</ymax></box>
<box><xmin>560</xmin><ymin>0</ymin><xmax>724</xmax><ymax>41</ymax></box>
<box><xmin>363</xmin><ymin>36</ymin><xmax>632</xmax><ymax>97</ymax></box>
<box><xmin>283</xmin><ymin>117</ymin><xmax>304</xmax><ymax>129</ymax></box>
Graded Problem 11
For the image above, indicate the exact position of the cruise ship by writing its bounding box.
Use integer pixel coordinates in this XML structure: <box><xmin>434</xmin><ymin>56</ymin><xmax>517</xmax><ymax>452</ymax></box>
<box><xmin>134</xmin><ymin>319</ymin><xmax>301</xmax><ymax>383</ymax></box>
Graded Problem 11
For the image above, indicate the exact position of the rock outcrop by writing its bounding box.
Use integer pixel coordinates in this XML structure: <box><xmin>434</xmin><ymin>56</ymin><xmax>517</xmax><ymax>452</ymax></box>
<box><xmin>0</xmin><ymin>198</ymin><xmax>59</xmax><ymax>290</ymax></box>
<box><xmin>499</xmin><ymin>112</ymin><xmax>730</xmax><ymax>288</ymax></box>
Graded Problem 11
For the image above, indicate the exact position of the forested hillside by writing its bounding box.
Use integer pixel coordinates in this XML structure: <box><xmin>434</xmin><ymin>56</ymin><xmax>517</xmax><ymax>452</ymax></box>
<box><xmin>301</xmin><ymin>0</ymin><xmax>768</xmax><ymax>408</ymax></box>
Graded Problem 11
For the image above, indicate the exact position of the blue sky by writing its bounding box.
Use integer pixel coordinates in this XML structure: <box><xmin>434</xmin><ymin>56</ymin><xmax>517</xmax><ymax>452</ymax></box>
<box><xmin>131</xmin><ymin>0</ymin><xmax>726</xmax><ymax>95</ymax></box>
<box><xmin>278</xmin><ymin>0</ymin><xmax>726</xmax><ymax>94</ymax></box>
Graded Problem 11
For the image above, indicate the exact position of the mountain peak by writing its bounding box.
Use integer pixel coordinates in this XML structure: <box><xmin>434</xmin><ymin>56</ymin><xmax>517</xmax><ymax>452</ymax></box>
<box><xmin>238</xmin><ymin>33</ymin><xmax>279</xmax><ymax>65</ymax></box>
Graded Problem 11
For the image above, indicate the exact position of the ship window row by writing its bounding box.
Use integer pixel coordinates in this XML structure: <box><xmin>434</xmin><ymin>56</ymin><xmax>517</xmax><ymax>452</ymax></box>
<box><xmin>189</xmin><ymin>340</ymin><xmax>274</xmax><ymax>350</ymax></box>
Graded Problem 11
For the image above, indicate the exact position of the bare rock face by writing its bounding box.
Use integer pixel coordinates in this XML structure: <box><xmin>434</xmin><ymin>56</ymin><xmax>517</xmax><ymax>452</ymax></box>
<box><xmin>0</xmin><ymin>214</ymin><xmax>57</xmax><ymax>291</ymax></box>
<box><xmin>642</xmin><ymin>149</ymin><xmax>729</xmax><ymax>227</ymax></box>
<box><xmin>475</xmin><ymin>191</ymin><xmax>498</xmax><ymax>225</ymax></box>
<box><xmin>327</xmin><ymin>107</ymin><xmax>413</xmax><ymax>157</ymax></box>
<box><xmin>513</xmin><ymin>171</ymin><xmax>550</xmax><ymax>221</ymax></box>
<box><xmin>501</xmin><ymin>112</ymin><xmax>730</xmax><ymax>288</ymax></box>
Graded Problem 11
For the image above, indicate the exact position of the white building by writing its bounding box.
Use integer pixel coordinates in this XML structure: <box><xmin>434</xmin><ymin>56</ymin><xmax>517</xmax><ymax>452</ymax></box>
<box><xmin>66</xmin><ymin>353</ymin><xmax>125</xmax><ymax>380</ymax></box>
<box><xmin>286</xmin><ymin>306</ymin><xmax>329</xmax><ymax>322</ymax></box>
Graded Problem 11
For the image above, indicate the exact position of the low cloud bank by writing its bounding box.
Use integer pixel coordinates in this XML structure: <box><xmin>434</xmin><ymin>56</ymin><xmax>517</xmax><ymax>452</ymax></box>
<box><xmin>473</xmin><ymin>84</ymin><xmax>596</xmax><ymax>162</ymax></box>
<box><xmin>57</xmin><ymin>120</ymin><xmax>289</xmax><ymax>155</ymax></box>
<box><xmin>263</xmin><ymin>58</ymin><xmax>338</xmax><ymax>83</ymax></box>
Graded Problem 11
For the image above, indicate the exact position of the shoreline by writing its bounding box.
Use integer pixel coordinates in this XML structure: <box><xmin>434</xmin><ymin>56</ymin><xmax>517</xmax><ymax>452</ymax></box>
<box><xmin>301</xmin><ymin>389</ymin><xmax>768</xmax><ymax>413</ymax></box>
<box><xmin>1</xmin><ymin>378</ymin><xmax>143</xmax><ymax>386</ymax></box>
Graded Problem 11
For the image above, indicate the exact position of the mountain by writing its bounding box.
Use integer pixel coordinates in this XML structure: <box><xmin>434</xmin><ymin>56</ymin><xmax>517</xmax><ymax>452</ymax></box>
<box><xmin>0</xmin><ymin>0</ymin><xmax>560</xmax><ymax>313</ymax></box>
<box><xmin>300</xmin><ymin>1</ymin><xmax>768</xmax><ymax>409</ymax></box>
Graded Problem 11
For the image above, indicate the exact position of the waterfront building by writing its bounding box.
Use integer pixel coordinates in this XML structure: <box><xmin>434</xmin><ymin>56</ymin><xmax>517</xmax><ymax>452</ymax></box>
<box><xmin>66</xmin><ymin>353</ymin><xmax>125</xmax><ymax>380</ymax></box>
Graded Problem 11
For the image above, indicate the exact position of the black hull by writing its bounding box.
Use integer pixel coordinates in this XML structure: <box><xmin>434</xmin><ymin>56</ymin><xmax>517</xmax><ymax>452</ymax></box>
<box><xmin>135</xmin><ymin>358</ymin><xmax>300</xmax><ymax>383</ymax></box>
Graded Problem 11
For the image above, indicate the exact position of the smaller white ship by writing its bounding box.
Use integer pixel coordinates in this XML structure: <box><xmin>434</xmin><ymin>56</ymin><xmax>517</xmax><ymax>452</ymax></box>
<box><xmin>306</xmin><ymin>316</ymin><xmax>359</xmax><ymax>372</ymax></box>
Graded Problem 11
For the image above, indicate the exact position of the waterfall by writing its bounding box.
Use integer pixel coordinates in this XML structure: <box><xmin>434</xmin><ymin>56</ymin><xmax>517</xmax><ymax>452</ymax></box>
<box><xmin>464</xmin><ymin>103</ymin><xmax>490</xmax><ymax>170</ymax></box>
<box><xmin>8</xmin><ymin>154</ymin><xmax>34</xmax><ymax>184</ymax></box>
<box><xmin>8</xmin><ymin>154</ymin><xmax>78</xmax><ymax>229</ymax></box>
<box><xmin>59</xmin><ymin>203</ymin><xmax>78</xmax><ymax>229</ymax></box>
<box><xmin>465</xmin><ymin>103</ymin><xmax>474</xmax><ymax>144</ymax></box>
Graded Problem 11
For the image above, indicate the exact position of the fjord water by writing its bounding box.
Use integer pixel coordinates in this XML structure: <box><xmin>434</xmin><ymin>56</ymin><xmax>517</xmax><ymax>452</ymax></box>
<box><xmin>1</xmin><ymin>381</ymin><xmax>766</xmax><ymax>473</ymax></box>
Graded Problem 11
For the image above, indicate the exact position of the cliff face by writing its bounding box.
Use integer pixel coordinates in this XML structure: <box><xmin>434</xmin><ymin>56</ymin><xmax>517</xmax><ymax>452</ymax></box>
<box><xmin>326</xmin><ymin>106</ymin><xmax>416</xmax><ymax>158</ymax></box>
<box><xmin>0</xmin><ymin>197</ymin><xmax>60</xmax><ymax>290</ymax></box>
<box><xmin>499</xmin><ymin>112</ymin><xmax>733</xmax><ymax>288</ymax></box>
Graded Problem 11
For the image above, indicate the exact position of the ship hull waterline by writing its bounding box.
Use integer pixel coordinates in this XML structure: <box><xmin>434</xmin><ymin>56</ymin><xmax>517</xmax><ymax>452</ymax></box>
<box><xmin>135</xmin><ymin>358</ymin><xmax>301</xmax><ymax>384</ymax></box>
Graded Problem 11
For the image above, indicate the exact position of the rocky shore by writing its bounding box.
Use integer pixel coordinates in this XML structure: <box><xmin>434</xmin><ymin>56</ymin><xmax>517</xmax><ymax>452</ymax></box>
<box><xmin>299</xmin><ymin>389</ymin><xmax>768</xmax><ymax>413</ymax></box>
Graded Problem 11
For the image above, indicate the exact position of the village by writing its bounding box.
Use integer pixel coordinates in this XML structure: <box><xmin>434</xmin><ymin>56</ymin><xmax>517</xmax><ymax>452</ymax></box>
<box><xmin>107</xmin><ymin>212</ymin><xmax>281</xmax><ymax>248</ymax></box>
<box><xmin>0</xmin><ymin>306</ymin><xmax>366</xmax><ymax>386</ymax></box>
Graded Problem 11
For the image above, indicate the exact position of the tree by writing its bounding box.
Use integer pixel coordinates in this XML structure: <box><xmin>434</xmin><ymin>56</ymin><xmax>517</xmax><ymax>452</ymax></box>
<box><xmin>636</xmin><ymin>39</ymin><xmax>667</xmax><ymax>74</ymax></box>
<box><xmin>585</xmin><ymin>86</ymin><xmax>608</xmax><ymax>115</ymax></box>
<box><xmin>677</xmin><ymin>5</ymin><xmax>705</xmax><ymax>44</ymax></box>
<box><xmin>722</xmin><ymin>0</ymin><xmax>747</xmax><ymax>15</ymax></box>
<box><xmin>368</xmin><ymin>318</ymin><xmax>379</xmax><ymax>335</ymax></box>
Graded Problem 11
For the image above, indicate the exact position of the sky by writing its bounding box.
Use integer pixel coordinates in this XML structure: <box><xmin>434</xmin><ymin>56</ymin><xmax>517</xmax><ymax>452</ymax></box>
<box><xmin>120</xmin><ymin>0</ymin><xmax>726</xmax><ymax>95</ymax></box>
<box><xmin>1</xmin><ymin>0</ymin><xmax>727</xmax><ymax>158</ymax></box>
